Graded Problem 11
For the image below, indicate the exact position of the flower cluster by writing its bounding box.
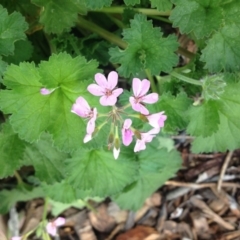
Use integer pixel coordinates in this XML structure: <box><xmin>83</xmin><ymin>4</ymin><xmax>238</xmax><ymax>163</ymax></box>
<box><xmin>70</xmin><ymin>71</ymin><xmax>167</xmax><ymax>159</ymax></box>
<box><xmin>41</xmin><ymin>71</ymin><xmax>167</xmax><ymax>159</ymax></box>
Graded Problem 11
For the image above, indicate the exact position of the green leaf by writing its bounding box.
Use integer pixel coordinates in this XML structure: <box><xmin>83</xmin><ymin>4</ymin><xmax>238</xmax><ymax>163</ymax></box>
<box><xmin>0</xmin><ymin>187</ymin><xmax>45</xmax><ymax>214</ymax></box>
<box><xmin>190</xmin><ymin>82</ymin><xmax>240</xmax><ymax>152</ymax></box>
<box><xmin>31</xmin><ymin>0</ymin><xmax>87</xmax><ymax>34</ymax></box>
<box><xmin>66</xmin><ymin>148</ymin><xmax>138</xmax><ymax>197</ymax></box>
<box><xmin>109</xmin><ymin>14</ymin><xmax>178</xmax><ymax>77</ymax></box>
<box><xmin>112</xmin><ymin>139</ymin><xmax>182</xmax><ymax>210</ymax></box>
<box><xmin>2</xmin><ymin>40</ymin><xmax>33</xmax><ymax>64</ymax></box>
<box><xmin>187</xmin><ymin>100</ymin><xmax>221</xmax><ymax>137</ymax></box>
<box><xmin>156</xmin><ymin>92</ymin><xmax>192</xmax><ymax>132</ymax></box>
<box><xmin>0</xmin><ymin>5</ymin><xmax>28</xmax><ymax>55</ymax></box>
<box><xmin>124</xmin><ymin>0</ymin><xmax>140</xmax><ymax>6</ymax></box>
<box><xmin>42</xmin><ymin>181</ymin><xmax>77</xmax><ymax>203</ymax></box>
<box><xmin>0</xmin><ymin>57</ymin><xmax>7</xmax><ymax>83</ymax></box>
<box><xmin>85</xmin><ymin>0</ymin><xmax>113</xmax><ymax>9</ymax></box>
<box><xmin>150</xmin><ymin>0</ymin><xmax>172</xmax><ymax>11</ymax></box>
<box><xmin>0</xmin><ymin>122</ymin><xmax>26</xmax><ymax>178</ymax></box>
<box><xmin>23</xmin><ymin>134</ymin><xmax>68</xmax><ymax>184</ymax></box>
<box><xmin>169</xmin><ymin>0</ymin><xmax>222</xmax><ymax>39</ymax></box>
<box><xmin>201</xmin><ymin>24</ymin><xmax>240</xmax><ymax>72</ymax></box>
<box><xmin>0</xmin><ymin>53</ymin><xmax>101</xmax><ymax>152</ymax></box>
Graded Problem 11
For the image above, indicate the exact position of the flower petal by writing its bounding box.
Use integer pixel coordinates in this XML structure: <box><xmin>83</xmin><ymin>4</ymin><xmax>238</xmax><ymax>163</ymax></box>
<box><xmin>123</xmin><ymin>119</ymin><xmax>132</xmax><ymax>129</ymax></box>
<box><xmin>12</xmin><ymin>237</ymin><xmax>21</xmax><ymax>240</ymax></box>
<box><xmin>112</xmin><ymin>88</ymin><xmax>123</xmax><ymax>98</ymax></box>
<box><xmin>84</xmin><ymin>134</ymin><xmax>92</xmax><ymax>143</ymax></box>
<box><xmin>138</xmin><ymin>79</ymin><xmax>150</xmax><ymax>97</ymax></box>
<box><xmin>54</xmin><ymin>217</ymin><xmax>66</xmax><ymax>227</ymax></box>
<box><xmin>100</xmin><ymin>95</ymin><xmax>117</xmax><ymax>106</ymax></box>
<box><xmin>122</xmin><ymin>129</ymin><xmax>133</xmax><ymax>146</ymax></box>
<box><xmin>107</xmin><ymin>71</ymin><xmax>118</xmax><ymax>89</ymax></box>
<box><xmin>142</xmin><ymin>93</ymin><xmax>159</xmax><ymax>104</ymax></box>
<box><xmin>86</xmin><ymin>118</ymin><xmax>95</xmax><ymax>134</ymax></box>
<box><xmin>46</xmin><ymin>223</ymin><xmax>57</xmax><ymax>236</ymax></box>
<box><xmin>134</xmin><ymin>139</ymin><xmax>146</xmax><ymax>152</ymax></box>
<box><xmin>71</xmin><ymin>97</ymin><xmax>90</xmax><ymax>118</ymax></box>
<box><xmin>113</xmin><ymin>147</ymin><xmax>120</xmax><ymax>159</ymax></box>
<box><xmin>130</xmin><ymin>96</ymin><xmax>150</xmax><ymax>114</ymax></box>
<box><xmin>95</xmin><ymin>73</ymin><xmax>108</xmax><ymax>87</ymax></box>
<box><xmin>132</xmin><ymin>78</ymin><xmax>142</xmax><ymax>97</ymax></box>
<box><xmin>87</xmin><ymin>84</ymin><xmax>104</xmax><ymax>96</ymax></box>
<box><xmin>40</xmin><ymin>88</ymin><xmax>52</xmax><ymax>95</ymax></box>
<box><xmin>147</xmin><ymin>112</ymin><xmax>167</xmax><ymax>128</ymax></box>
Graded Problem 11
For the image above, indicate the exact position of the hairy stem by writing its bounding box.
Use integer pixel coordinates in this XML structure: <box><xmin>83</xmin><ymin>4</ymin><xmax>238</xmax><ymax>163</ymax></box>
<box><xmin>90</xmin><ymin>7</ymin><xmax>171</xmax><ymax>16</ymax></box>
<box><xmin>77</xmin><ymin>16</ymin><xmax>127</xmax><ymax>49</ymax></box>
<box><xmin>170</xmin><ymin>71</ymin><xmax>202</xmax><ymax>86</ymax></box>
<box><xmin>145</xmin><ymin>69</ymin><xmax>158</xmax><ymax>92</ymax></box>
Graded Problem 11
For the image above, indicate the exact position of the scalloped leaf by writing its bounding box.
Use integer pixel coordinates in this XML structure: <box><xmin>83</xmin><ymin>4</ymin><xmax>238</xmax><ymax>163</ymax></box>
<box><xmin>170</xmin><ymin>0</ymin><xmax>222</xmax><ymax>39</ymax></box>
<box><xmin>0</xmin><ymin>53</ymin><xmax>108</xmax><ymax>152</ymax></box>
<box><xmin>0</xmin><ymin>5</ymin><xmax>28</xmax><ymax>56</ymax></box>
<box><xmin>0</xmin><ymin>122</ymin><xmax>26</xmax><ymax>178</ymax></box>
<box><xmin>66</xmin><ymin>148</ymin><xmax>138</xmax><ymax>197</ymax></box>
<box><xmin>112</xmin><ymin>139</ymin><xmax>182</xmax><ymax>210</ymax></box>
<box><xmin>109</xmin><ymin>14</ymin><xmax>178</xmax><ymax>77</ymax></box>
<box><xmin>31</xmin><ymin>0</ymin><xmax>87</xmax><ymax>34</ymax></box>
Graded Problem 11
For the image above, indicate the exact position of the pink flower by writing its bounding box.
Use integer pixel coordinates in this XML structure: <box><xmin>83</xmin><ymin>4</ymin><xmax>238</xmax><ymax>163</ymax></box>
<box><xmin>46</xmin><ymin>217</ymin><xmax>65</xmax><ymax>236</ymax></box>
<box><xmin>12</xmin><ymin>237</ymin><xmax>21</xmax><ymax>240</ymax></box>
<box><xmin>40</xmin><ymin>88</ymin><xmax>54</xmax><ymax>95</ymax></box>
<box><xmin>88</xmin><ymin>71</ymin><xmax>123</xmax><ymax>106</ymax></box>
<box><xmin>134</xmin><ymin>128</ymin><xmax>160</xmax><ymax>152</ymax></box>
<box><xmin>122</xmin><ymin>119</ymin><xmax>134</xmax><ymax>146</ymax></box>
<box><xmin>71</xmin><ymin>97</ymin><xmax>97</xmax><ymax>142</ymax></box>
<box><xmin>146</xmin><ymin>111</ymin><xmax>167</xmax><ymax>128</ymax></box>
<box><xmin>129</xmin><ymin>78</ymin><xmax>158</xmax><ymax>115</ymax></box>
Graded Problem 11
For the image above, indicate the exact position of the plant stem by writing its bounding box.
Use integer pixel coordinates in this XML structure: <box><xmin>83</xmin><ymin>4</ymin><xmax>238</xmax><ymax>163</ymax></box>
<box><xmin>42</xmin><ymin>198</ymin><xmax>49</xmax><ymax>222</ymax></box>
<box><xmin>145</xmin><ymin>69</ymin><xmax>157</xmax><ymax>92</ymax></box>
<box><xmin>170</xmin><ymin>71</ymin><xmax>202</xmax><ymax>86</ymax></box>
<box><xmin>77</xmin><ymin>16</ymin><xmax>127</xmax><ymax>49</ymax></box>
<box><xmin>14</xmin><ymin>171</ymin><xmax>23</xmax><ymax>185</ymax></box>
<box><xmin>150</xmin><ymin>15</ymin><xmax>172</xmax><ymax>24</ymax></box>
<box><xmin>90</xmin><ymin>7</ymin><xmax>171</xmax><ymax>16</ymax></box>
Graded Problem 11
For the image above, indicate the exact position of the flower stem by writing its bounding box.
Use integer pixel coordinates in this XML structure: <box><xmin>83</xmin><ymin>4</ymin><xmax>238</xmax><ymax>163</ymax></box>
<box><xmin>90</xmin><ymin>7</ymin><xmax>171</xmax><ymax>16</ymax></box>
<box><xmin>42</xmin><ymin>198</ymin><xmax>49</xmax><ymax>222</ymax></box>
<box><xmin>77</xmin><ymin>16</ymin><xmax>127</xmax><ymax>49</ymax></box>
<box><xmin>145</xmin><ymin>69</ymin><xmax>158</xmax><ymax>92</ymax></box>
<box><xmin>170</xmin><ymin>71</ymin><xmax>202</xmax><ymax>86</ymax></box>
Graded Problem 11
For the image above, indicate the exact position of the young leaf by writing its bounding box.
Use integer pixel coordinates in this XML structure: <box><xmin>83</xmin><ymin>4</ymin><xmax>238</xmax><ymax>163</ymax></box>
<box><xmin>0</xmin><ymin>5</ymin><xmax>28</xmax><ymax>55</ymax></box>
<box><xmin>150</xmin><ymin>0</ymin><xmax>172</xmax><ymax>11</ymax></box>
<box><xmin>109</xmin><ymin>14</ymin><xmax>178</xmax><ymax>77</ymax></box>
<box><xmin>0</xmin><ymin>187</ymin><xmax>45</xmax><ymax>214</ymax></box>
<box><xmin>0</xmin><ymin>53</ymin><xmax>102</xmax><ymax>152</ymax></box>
<box><xmin>112</xmin><ymin>139</ymin><xmax>182</xmax><ymax>210</ymax></box>
<box><xmin>0</xmin><ymin>122</ymin><xmax>26</xmax><ymax>178</ymax></box>
<box><xmin>31</xmin><ymin>0</ymin><xmax>87</xmax><ymax>34</ymax></box>
<box><xmin>156</xmin><ymin>92</ymin><xmax>192</xmax><ymax>132</ymax></box>
<box><xmin>201</xmin><ymin>24</ymin><xmax>240</xmax><ymax>72</ymax></box>
<box><xmin>170</xmin><ymin>0</ymin><xmax>222</xmax><ymax>39</ymax></box>
<box><xmin>23</xmin><ymin>134</ymin><xmax>68</xmax><ymax>184</ymax></box>
<box><xmin>66</xmin><ymin>148</ymin><xmax>138</xmax><ymax>197</ymax></box>
<box><xmin>190</xmin><ymin>82</ymin><xmax>240</xmax><ymax>152</ymax></box>
<box><xmin>187</xmin><ymin>100</ymin><xmax>221</xmax><ymax>137</ymax></box>
<box><xmin>84</xmin><ymin>0</ymin><xmax>113</xmax><ymax>9</ymax></box>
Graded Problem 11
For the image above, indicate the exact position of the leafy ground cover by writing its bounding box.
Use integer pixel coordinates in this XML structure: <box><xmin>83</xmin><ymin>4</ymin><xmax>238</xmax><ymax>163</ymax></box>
<box><xmin>0</xmin><ymin>0</ymin><xmax>240</xmax><ymax>239</ymax></box>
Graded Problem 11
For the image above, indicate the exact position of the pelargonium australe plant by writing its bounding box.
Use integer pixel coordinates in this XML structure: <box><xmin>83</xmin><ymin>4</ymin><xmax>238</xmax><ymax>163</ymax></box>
<box><xmin>71</xmin><ymin>71</ymin><xmax>167</xmax><ymax>159</ymax></box>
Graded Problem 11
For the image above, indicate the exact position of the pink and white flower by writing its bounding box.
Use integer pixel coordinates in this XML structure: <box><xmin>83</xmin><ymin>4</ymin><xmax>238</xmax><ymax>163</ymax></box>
<box><xmin>46</xmin><ymin>217</ymin><xmax>66</xmax><ymax>236</ymax></box>
<box><xmin>12</xmin><ymin>237</ymin><xmax>21</xmax><ymax>240</ymax></box>
<box><xmin>71</xmin><ymin>97</ymin><xmax>97</xmax><ymax>143</ymax></box>
<box><xmin>129</xmin><ymin>78</ymin><xmax>158</xmax><ymax>115</ymax></box>
<box><xmin>122</xmin><ymin>119</ymin><xmax>134</xmax><ymax>146</ymax></box>
<box><xmin>134</xmin><ymin>128</ymin><xmax>160</xmax><ymax>152</ymax></box>
<box><xmin>146</xmin><ymin>111</ymin><xmax>167</xmax><ymax>129</ymax></box>
<box><xmin>88</xmin><ymin>71</ymin><xmax>123</xmax><ymax>106</ymax></box>
<box><xmin>40</xmin><ymin>88</ymin><xmax>55</xmax><ymax>95</ymax></box>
